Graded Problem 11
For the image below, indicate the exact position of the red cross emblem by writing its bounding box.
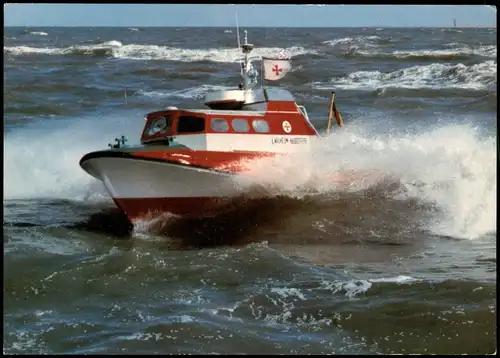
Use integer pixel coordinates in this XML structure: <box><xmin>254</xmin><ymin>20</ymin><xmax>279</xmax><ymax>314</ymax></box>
<box><xmin>282</xmin><ymin>121</ymin><xmax>291</xmax><ymax>133</ymax></box>
<box><xmin>272</xmin><ymin>64</ymin><xmax>282</xmax><ymax>76</ymax></box>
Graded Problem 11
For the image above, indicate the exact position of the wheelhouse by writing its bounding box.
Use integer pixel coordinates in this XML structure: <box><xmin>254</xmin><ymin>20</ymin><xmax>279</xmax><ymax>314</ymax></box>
<box><xmin>142</xmin><ymin>108</ymin><xmax>316</xmax><ymax>143</ymax></box>
<box><xmin>140</xmin><ymin>86</ymin><xmax>320</xmax><ymax>146</ymax></box>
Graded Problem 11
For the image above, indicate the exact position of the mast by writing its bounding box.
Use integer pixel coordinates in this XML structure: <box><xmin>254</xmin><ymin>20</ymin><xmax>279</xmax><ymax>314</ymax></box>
<box><xmin>236</xmin><ymin>13</ymin><xmax>255</xmax><ymax>90</ymax></box>
<box><xmin>236</xmin><ymin>13</ymin><xmax>242</xmax><ymax>77</ymax></box>
<box><xmin>234</xmin><ymin>14</ymin><xmax>256</xmax><ymax>90</ymax></box>
<box><xmin>453</xmin><ymin>19</ymin><xmax>456</xmax><ymax>28</ymax></box>
<box><xmin>240</xmin><ymin>30</ymin><xmax>255</xmax><ymax>90</ymax></box>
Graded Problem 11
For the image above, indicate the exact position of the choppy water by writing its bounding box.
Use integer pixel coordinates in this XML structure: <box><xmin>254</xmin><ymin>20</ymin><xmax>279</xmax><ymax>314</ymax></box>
<box><xmin>3</xmin><ymin>26</ymin><xmax>497</xmax><ymax>354</ymax></box>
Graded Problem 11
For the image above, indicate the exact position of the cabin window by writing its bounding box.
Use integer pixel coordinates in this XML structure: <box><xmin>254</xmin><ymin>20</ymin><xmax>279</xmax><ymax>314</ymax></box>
<box><xmin>148</xmin><ymin>115</ymin><xmax>172</xmax><ymax>136</ymax></box>
<box><xmin>232</xmin><ymin>119</ymin><xmax>249</xmax><ymax>132</ymax></box>
<box><xmin>177</xmin><ymin>115</ymin><xmax>205</xmax><ymax>134</ymax></box>
<box><xmin>252</xmin><ymin>119</ymin><xmax>270</xmax><ymax>133</ymax></box>
<box><xmin>211</xmin><ymin>118</ymin><xmax>229</xmax><ymax>132</ymax></box>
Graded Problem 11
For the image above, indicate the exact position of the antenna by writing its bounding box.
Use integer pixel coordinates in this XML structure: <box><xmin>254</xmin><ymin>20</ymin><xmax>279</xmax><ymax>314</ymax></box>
<box><xmin>236</xmin><ymin>12</ymin><xmax>243</xmax><ymax>77</ymax></box>
<box><xmin>236</xmin><ymin>13</ymin><xmax>241</xmax><ymax>50</ymax></box>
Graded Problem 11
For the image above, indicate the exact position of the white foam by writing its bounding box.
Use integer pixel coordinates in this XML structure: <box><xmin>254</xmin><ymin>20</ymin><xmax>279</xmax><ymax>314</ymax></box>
<box><xmin>391</xmin><ymin>45</ymin><xmax>497</xmax><ymax>59</ymax></box>
<box><xmin>120</xmin><ymin>332</ymin><xmax>164</xmax><ymax>341</ymax></box>
<box><xmin>263</xmin><ymin>277</ymin><xmax>420</xmax><ymax>316</ymax></box>
<box><xmin>131</xmin><ymin>213</ymin><xmax>180</xmax><ymax>238</ymax></box>
<box><xmin>270</xmin><ymin>287</ymin><xmax>307</xmax><ymax>300</ymax></box>
<box><xmin>3</xmin><ymin>113</ymin><xmax>142</xmax><ymax>201</ymax></box>
<box><xmin>6</xmin><ymin>234</ymin><xmax>91</xmax><ymax>256</ymax></box>
<box><xmin>137</xmin><ymin>85</ymin><xmax>233</xmax><ymax>100</ymax></box>
<box><xmin>4</xmin><ymin>329</ymin><xmax>49</xmax><ymax>354</ymax></box>
<box><xmin>324</xmin><ymin>36</ymin><xmax>496</xmax><ymax>59</ymax></box>
<box><xmin>312</xmin><ymin>61</ymin><xmax>497</xmax><ymax>91</ymax></box>
<box><xmin>69</xmin><ymin>40</ymin><xmax>123</xmax><ymax>52</ymax></box>
<box><xmin>29</xmin><ymin>31</ymin><xmax>48</xmax><ymax>36</ymax></box>
<box><xmin>34</xmin><ymin>310</ymin><xmax>53</xmax><ymax>317</ymax></box>
<box><xmin>4</xmin><ymin>110</ymin><xmax>495</xmax><ymax>240</ymax></box>
<box><xmin>3</xmin><ymin>41</ymin><xmax>122</xmax><ymax>57</ymax></box>
<box><xmin>235</xmin><ymin>123</ymin><xmax>496</xmax><ymax>240</ymax></box>
<box><xmin>323</xmin><ymin>35</ymin><xmax>380</xmax><ymax>47</ymax></box>
<box><xmin>112</xmin><ymin>44</ymin><xmax>312</xmax><ymax>62</ymax></box>
<box><xmin>319</xmin><ymin>279</ymin><xmax>373</xmax><ymax>298</ymax></box>
<box><xmin>368</xmin><ymin>275</ymin><xmax>420</xmax><ymax>284</ymax></box>
<box><xmin>175</xmin><ymin>315</ymin><xmax>195</xmax><ymax>323</ymax></box>
<box><xmin>4</xmin><ymin>45</ymin><xmax>62</xmax><ymax>56</ymax></box>
<box><xmin>4</xmin><ymin>41</ymin><xmax>313</xmax><ymax>63</ymax></box>
<box><xmin>352</xmin><ymin>45</ymin><xmax>497</xmax><ymax>59</ymax></box>
<box><xmin>317</xmin><ymin>275</ymin><xmax>421</xmax><ymax>298</ymax></box>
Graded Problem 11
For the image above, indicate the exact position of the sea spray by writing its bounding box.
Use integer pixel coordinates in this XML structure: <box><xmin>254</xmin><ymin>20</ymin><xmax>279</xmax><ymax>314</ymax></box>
<box><xmin>4</xmin><ymin>113</ymin><xmax>495</xmax><ymax>239</ymax></box>
<box><xmin>3</xmin><ymin>111</ymin><xmax>143</xmax><ymax>201</ymax></box>
<box><xmin>234</xmin><ymin>123</ymin><xmax>496</xmax><ymax>239</ymax></box>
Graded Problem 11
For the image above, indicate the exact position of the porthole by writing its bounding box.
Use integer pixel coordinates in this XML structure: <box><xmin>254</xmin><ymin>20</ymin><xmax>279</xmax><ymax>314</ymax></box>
<box><xmin>211</xmin><ymin>118</ymin><xmax>229</xmax><ymax>132</ymax></box>
<box><xmin>252</xmin><ymin>119</ymin><xmax>270</xmax><ymax>133</ymax></box>
<box><xmin>149</xmin><ymin>116</ymin><xmax>167</xmax><ymax>136</ymax></box>
<box><xmin>232</xmin><ymin>119</ymin><xmax>249</xmax><ymax>132</ymax></box>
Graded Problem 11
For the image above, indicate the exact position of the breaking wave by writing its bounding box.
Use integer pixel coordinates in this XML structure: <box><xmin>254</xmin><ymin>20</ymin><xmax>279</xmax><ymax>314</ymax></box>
<box><xmin>29</xmin><ymin>31</ymin><xmax>48</xmax><ymax>36</ymax></box>
<box><xmin>234</xmin><ymin>124</ymin><xmax>496</xmax><ymax>240</ymax></box>
<box><xmin>3</xmin><ymin>112</ymin><xmax>143</xmax><ymax>202</ymax></box>
<box><xmin>3</xmin><ymin>40</ymin><xmax>123</xmax><ymax>57</ymax></box>
<box><xmin>323</xmin><ymin>36</ymin><xmax>496</xmax><ymax>60</ymax></box>
<box><xmin>137</xmin><ymin>85</ymin><xmax>233</xmax><ymax>100</ymax></box>
<box><xmin>3</xmin><ymin>40</ymin><xmax>313</xmax><ymax>63</ymax></box>
<box><xmin>4</xmin><ymin>111</ymin><xmax>495</xmax><ymax>241</ymax></box>
<box><xmin>351</xmin><ymin>46</ymin><xmax>497</xmax><ymax>61</ymax></box>
<box><xmin>312</xmin><ymin>61</ymin><xmax>497</xmax><ymax>91</ymax></box>
<box><xmin>322</xmin><ymin>35</ymin><xmax>382</xmax><ymax>48</ymax></box>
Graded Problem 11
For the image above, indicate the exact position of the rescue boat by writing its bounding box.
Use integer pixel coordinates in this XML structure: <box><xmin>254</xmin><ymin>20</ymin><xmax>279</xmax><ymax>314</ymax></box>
<box><xmin>79</xmin><ymin>30</ymin><xmax>343</xmax><ymax>222</ymax></box>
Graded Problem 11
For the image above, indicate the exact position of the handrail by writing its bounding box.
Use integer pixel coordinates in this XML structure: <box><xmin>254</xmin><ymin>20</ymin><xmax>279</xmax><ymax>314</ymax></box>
<box><xmin>298</xmin><ymin>105</ymin><xmax>320</xmax><ymax>136</ymax></box>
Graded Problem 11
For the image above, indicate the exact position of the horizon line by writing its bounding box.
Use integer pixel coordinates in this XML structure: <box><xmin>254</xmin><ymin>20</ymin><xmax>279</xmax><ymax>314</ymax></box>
<box><xmin>4</xmin><ymin>25</ymin><xmax>497</xmax><ymax>29</ymax></box>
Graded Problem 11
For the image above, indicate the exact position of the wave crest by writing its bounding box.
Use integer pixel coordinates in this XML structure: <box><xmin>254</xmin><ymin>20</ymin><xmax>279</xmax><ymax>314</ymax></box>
<box><xmin>312</xmin><ymin>61</ymin><xmax>497</xmax><ymax>91</ymax></box>
<box><xmin>4</xmin><ymin>41</ymin><xmax>313</xmax><ymax>63</ymax></box>
<box><xmin>233</xmin><ymin>124</ymin><xmax>496</xmax><ymax>240</ymax></box>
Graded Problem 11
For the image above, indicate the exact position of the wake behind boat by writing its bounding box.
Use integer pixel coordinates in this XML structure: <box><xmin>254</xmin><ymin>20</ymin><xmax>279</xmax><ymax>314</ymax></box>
<box><xmin>79</xmin><ymin>30</ymin><xmax>344</xmax><ymax>223</ymax></box>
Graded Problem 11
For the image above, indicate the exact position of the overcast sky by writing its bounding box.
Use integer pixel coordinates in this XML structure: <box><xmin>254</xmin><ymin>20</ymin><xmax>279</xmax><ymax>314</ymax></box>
<box><xmin>3</xmin><ymin>4</ymin><xmax>497</xmax><ymax>28</ymax></box>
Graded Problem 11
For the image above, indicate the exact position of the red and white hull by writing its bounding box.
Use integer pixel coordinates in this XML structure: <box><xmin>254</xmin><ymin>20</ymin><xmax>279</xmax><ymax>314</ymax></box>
<box><xmin>80</xmin><ymin>151</ymin><xmax>255</xmax><ymax>221</ymax></box>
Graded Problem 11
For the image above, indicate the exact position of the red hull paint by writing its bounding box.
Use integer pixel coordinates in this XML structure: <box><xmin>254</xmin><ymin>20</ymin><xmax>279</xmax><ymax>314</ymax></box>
<box><xmin>113</xmin><ymin>196</ymin><xmax>235</xmax><ymax>221</ymax></box>
<box><xmin>131</xmin><ymin>150</ymin><xmax>278</xmax><ymax>173</ymax></box>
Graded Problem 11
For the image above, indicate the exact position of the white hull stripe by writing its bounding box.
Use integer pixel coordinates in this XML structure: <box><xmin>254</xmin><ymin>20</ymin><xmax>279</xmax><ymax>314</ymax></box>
<box><xmin>174</xmin><ymin>133</ymin><xmax>312</xmax><ymax>152</ymax></box>
<box><xmin>81</xmin><ymin>156</ymin><xmax>252</xmax><ymax>199</ymax></box>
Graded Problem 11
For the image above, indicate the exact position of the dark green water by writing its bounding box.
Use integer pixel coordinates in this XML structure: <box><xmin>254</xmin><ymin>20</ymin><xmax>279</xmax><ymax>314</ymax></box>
<box><xmin>3</xmin><ymin>26</ymin><xmax>496</xmax><ymax>354</ymax></box>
